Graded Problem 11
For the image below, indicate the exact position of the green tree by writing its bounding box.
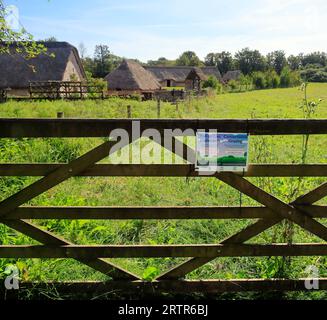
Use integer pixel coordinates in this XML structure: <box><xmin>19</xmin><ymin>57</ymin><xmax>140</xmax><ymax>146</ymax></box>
<box><xmin>204</xmin><ymin>51</ymin><xmax>234</xmax><ymax>74</ymax></box>
<box><xmin>92</xmin><ymin>44</ymin><xmax>121</xmax><ymax>78</ymax></box>
<box><xmin>176</xmin><ymin>51</ymin><xmax>203</xmax><ymax>66</ymax></box>
<box><xmin>300</xmin><ymin>68</ymin><xmax>327</xmax><ymax>82</ymax></box>
<box><xmin>265</xmin><ymin>70</ymin><xmax>280</xmax><ymax>88</ymax></box>
<box><xmin>93</xmin><ymin>45</ymin><xmax>111</xmax><ymax>78</ymax></box>
<box><xmin>252</xmin><ymin>71</ymin><xmax>266</xmax><ymax>89</ymax></box>
<box><xmin>82</xmin><ymin>56</ymin><xmax>96</xmax><ymax>74</ymax></box>
<box><xmin>234</xmin><ymin>48</ymin><xmax>267</xmax><ymax>75</ymax></box>
<box><xmin>289</xmin><ymin>70</ymin><xmax>301</xmax><ymax>86</ymax></box>
<box><xmin>147</xmin><ymin>57</ymin><xmax>175</xmax><ymax>66</ymax></box>
<box><xmin>301</xmin><ymin>52</ymin><xmax>327</xmax><ymax>68</ymax></box>
<box><xmin>267</xmin><ymin>50</ymin><xmax>287</xmax><ymax>75</ymax></box>
<box><xmin>280</xmin><ymin>66</ymin><xmax>291</xmax><ymax>87</ymax></box>
<box><xmin>288</xmin><ymin>54</ymin><xmax>302</xmax><ymax>70</ymax></box>
<box><xmin>239</xmin><ymin>73</ymin><xmax>252</xmax><ymax>90</ymax></box>
<box><xmin>204</xmin><ymin>53</ymin><xmax>216</xmax><ymax>66</ymax></box>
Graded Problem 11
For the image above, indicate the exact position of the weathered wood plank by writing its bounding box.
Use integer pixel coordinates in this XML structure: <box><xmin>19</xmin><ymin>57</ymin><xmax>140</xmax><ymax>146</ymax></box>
<box><xmin>158</xmin><ymin>183</ymin><xmax>327</xmax><ymax>280</ymax></box>
<box><xmin>0</xmin><ymin>139</ymin><xmax>140</xmax><ymax>280</ymax></box>
<box><xmin>3</xmin><ymin>220</ymin><xmax>139</xmax><ymax>280</ymax></box>
<box><xmin>2</xmin><ymin>205</ymin><xmax>326</xmax><ymax>220</ymax></box>
<box><xmin>0</xmin><ymin>243</ymin><xmax>327</xmax><ymax>258</ymax></box>
<box><xmin>157</xmin><ymin>178</ymin><xmax>327</xmax><ymax>280</ymax></box>
<box><xmin>1</xmin><ymin>118</ymin><xmax>326</xmax><ymax>288</ymax></box>
<box><xmin>0</xmin><ymin>141</ymin><xmax>114</xmax><ymax>218</ymax></box>
<box><xmin>157</xmin><ymin>217</ymin><xmax>285</xmax><ymax>280</ymax></box>
<box><xmin>1</xmin><ymin>118</ymin><xmax>327</xmax><ymax>137</ymax></box>
<box><xmin>294</xmin><ymin>182</ymin><xmax>327</xmax><ymax>205</ymax></box>
<box><xmin>15</xmin><ymin>279</ymin><xmax>327</xmax><ymax>294</ymax></box>
<box><xmin>154</xmin><ymin>137</ymin><xmax>327</xmax><ymax>280</ymax></box>
<box><xmin>1</xmin><ymin>164</ymin><xmax>327</xmax><ymax>177</ymax></box>
<box><xmin>215</xmin><ymin>173</ymin><xmax>327</xmax><ymax>240</ymax></box>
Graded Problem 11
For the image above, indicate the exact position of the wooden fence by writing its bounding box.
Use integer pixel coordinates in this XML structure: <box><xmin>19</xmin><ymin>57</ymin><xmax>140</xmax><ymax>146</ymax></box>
<box><xmin>0</xmin><ymin>118</ymin><xmax>327</xmax><ymax>296</ymax></box>
<box><xmin>29</xmin><ymin>81</ymin><xmax>104</xmax><ymax>100</ymax></box>
<box><xmin>0</xmin><ymin>89</ymin><xmax>7</xmax><ymax>103</ymax></box>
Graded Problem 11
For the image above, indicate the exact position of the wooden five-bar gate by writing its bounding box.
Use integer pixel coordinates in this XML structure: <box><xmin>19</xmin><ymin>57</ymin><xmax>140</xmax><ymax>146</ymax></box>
<box><xmin>0</xmin><ymin>118</ymin><xmax>327</xmax><ymax>296</ymax></box>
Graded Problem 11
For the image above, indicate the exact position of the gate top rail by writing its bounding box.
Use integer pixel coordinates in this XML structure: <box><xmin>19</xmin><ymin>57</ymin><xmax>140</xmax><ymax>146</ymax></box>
<box><xmin>0</xmin><ymin>118</ymin><xmax>327</xmax><ymax>138</ymax></box>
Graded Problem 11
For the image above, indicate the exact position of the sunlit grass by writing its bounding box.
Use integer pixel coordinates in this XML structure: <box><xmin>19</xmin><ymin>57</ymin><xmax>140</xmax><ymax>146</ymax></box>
<box><xmin>0</xmin><ymin>83</ymin><xmax>326</xmax><ymax>299</ymax></box>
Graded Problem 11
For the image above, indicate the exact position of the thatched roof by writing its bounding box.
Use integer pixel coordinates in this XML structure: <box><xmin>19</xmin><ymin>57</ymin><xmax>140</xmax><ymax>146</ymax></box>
<box><xmin>0</xmin><ymin>42</ymin><xmax>86</xmax><ymax>89</ymax></box>
<box><xmin>201</xmin><ymin>67</ymin><xmax>222</xmax><ymax>80</ymax></box>
<box><xmin>186</xmin><ymin>68</ymin><xmax>208</xmax><ymax>81</ymax></box>
<box><xmin>223</xmin><ymin>70</ymin><xmax>242</xmax><ymax>82</ymax></box>
<box><xmin>105</xmin><ymin>60</ymin><xmax>161</xmax><ymax>91</ymax></box>
<box><xmin>145</xmin><ymin>66</ymin><xmax>222</xmax><ymax>82</ymax></box>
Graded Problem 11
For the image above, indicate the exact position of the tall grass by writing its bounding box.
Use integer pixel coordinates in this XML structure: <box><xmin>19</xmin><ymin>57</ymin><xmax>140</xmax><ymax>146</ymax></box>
<box><xmin>0</xmin><ymin>83</ymin><xmax>326</xmax><ymax>299</ymax></box>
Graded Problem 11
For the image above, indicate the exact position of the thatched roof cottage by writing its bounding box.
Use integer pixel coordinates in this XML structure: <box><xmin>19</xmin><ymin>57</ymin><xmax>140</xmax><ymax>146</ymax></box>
<box><xmin>145</xmin><ymin>66</ymin><xmax>222</xmax><ymax>87</ymax></box>
<box><xmin>105</xmin><ymin>59</ymin><xmax>161</xmax><ymax>93</ymax></box>
<box><xmin>185</xmin><ymin>68</ymin><xmax>208</xmax><ymax>91</ymax></box>
<box><xmin>223</xmin><ymin>70</ymin><xmax>242</xmax><ymax>83</ymax></box>
<box><xmin>0</xmin><ymin>41</ymin><xmax>86</xmax><ymax>97</ymax></box>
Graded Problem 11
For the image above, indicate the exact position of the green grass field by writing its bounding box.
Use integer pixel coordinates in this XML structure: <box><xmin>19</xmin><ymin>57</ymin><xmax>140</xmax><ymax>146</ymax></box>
<box><xmin>0</xmin><ymin>83</ymin><xmax>326</xmax><ymax>299</ymax></box>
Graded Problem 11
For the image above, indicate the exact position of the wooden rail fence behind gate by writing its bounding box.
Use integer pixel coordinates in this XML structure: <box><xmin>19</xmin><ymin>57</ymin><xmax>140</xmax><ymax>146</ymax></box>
<box><xmin>0</xmin><ymin>118</ymin><xmax>327</xmax><ymax>295</ymax></box>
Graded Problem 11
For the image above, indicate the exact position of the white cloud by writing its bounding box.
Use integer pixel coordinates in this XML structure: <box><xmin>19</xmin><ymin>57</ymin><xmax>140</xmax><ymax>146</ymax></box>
<box><xmin>20</xmin><ymin>0</ymin><xmax>327</xmax><ymax>60</ymax></box>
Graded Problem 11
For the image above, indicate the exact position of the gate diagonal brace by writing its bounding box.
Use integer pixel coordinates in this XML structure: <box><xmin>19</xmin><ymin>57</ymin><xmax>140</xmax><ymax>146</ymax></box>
<box><xmin>156</xmin><ymin>141</ymin><xmax>327</xmax><ymax>280</ymax></box>
<box><xmin>0</xmin><ymin>139</ymin><xmax>140</xmax><ymax>280</ymax></box>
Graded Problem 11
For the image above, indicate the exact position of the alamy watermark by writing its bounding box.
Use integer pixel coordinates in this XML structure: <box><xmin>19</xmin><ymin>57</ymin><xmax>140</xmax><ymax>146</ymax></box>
<box><xmin>304</xmin><ymin>265</ymin><xmax>319</xmax><ymax>290</ymax></box>
<box><xmin>3</xmin><ymin>4</ymin><xmax>20</xmax><ymax>30</ymax></box>
<box><xmin>0</xmin><ymin>262</ymin><xmax>322</xmax><ymax>292</ymax></box>
<box><xmin>107</xmin><ymin>120</ymin><xmax>239</xmax><ymax>176</ymax></box>
<box><xmin>4</xmin><ymin>264</ymin><xmax>19</xmax><ymax>290</ymax></box>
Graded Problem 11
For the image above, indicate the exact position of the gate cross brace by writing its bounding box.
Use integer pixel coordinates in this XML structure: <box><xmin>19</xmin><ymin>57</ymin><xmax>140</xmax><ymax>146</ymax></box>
<box><xmin>1</xmin><ymin>136</ymin><xmax>326</xmax><ymax>282</ymax></box>
<box><xmin>156</xmin><ymin>139</ymin><xmax>327</xmax><ymax>279</ymax></box>
<box><xmin>0</xmin><ymin>140</ymin><xmax>140</xmax><ymax>280</ymax></box>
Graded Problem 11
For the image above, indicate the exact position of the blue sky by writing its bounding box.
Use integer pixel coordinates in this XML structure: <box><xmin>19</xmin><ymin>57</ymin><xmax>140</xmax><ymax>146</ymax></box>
<box><xmin>4</xmin><ymin>0</ymin><xmax>327</xmax><ymax>61</ymax></box>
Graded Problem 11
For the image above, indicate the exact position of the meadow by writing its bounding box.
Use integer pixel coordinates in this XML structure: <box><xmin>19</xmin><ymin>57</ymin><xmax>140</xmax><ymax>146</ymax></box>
<box><xmin>0</xmin><ymin>83</ymin><xmax>326</xmax><ymax>299</ymax></box>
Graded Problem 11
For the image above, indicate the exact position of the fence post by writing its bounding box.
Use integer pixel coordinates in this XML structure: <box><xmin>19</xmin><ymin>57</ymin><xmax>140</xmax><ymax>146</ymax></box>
<box><xmin>157</xmin><ymin>99</ymin><xmax>161</xmax><ymax>118</ymax></box>
<box><xmin>127</xmin><ymin>105</ymin><xmax>132</xmax><ymax>118</ymax></box>
<box><xmin>57</xmin><ymin>112</ymin><xmax>64</xmax><ymax>118</ymax></box>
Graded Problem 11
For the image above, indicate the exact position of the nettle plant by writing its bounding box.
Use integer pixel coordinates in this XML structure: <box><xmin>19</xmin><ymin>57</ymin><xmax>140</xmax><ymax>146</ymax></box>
<box><xmin>253</xmin><ymin>83</ymin><xmax>323</xmax><ymax>280</ymax></box>
<box><xmin>299</xmin><ymin>81</ymin><xmax>322</xmax><ymax>164</ymax></box>
<box><xmin>280</xmin><ymin>82</ymin><xmax>323</xmax><ymax>277</ymax></box>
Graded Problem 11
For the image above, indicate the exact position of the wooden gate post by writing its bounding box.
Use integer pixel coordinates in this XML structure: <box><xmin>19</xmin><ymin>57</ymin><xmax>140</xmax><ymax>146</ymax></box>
<box><xmin>157</xmin><ymin>99</ymin><xmax>161</xmax><ymax>118</ymax></box>
<box><xmin>127</xmin><ymin>105</ymin><xmax>132</xmax><ymax>118</ymax></box>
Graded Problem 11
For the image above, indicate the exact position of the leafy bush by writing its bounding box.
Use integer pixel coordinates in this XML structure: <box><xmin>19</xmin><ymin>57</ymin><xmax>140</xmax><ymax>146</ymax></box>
<box><xmin>239</xmin><ymin>74</ymin><xmax>253</xmax><ymax>90</ymax></box>
<box><xmin>300</xmin><ymin>68</ymin><xmax>327</xmax><ymax>82</ymax></box>
<box><xmin>279</xmin><ymin>67</ymin><xmax>301</xmax><ymax>88</ymax></box>
<box><xmin>252</xmin><ymin>72</ymin><xmax>266</xmax><ymax>89</ymax></box>
<box><xmin>85</xmin><ymin>71</ymin><xmax>107</xmax><ymax>98</ymax></box>
<box><xmin>280</xmin><ymin>67</ymin><xmax>291</xmax><ymax>87</ymax></box>
<box><xmin>202</xmin><ymin>76</ymin><xmax>219</xmax><ymax>90</ymax></box>
<box><xmin>228</xmin><ymin>79</ymin><xmax>239</xmax><ymax>91</ymax></box>
<box><xmin>265</xmin><ymin>70</ymin><xmax>280</xmax><ymax>88</ymax></box>
<box><xmin>128</xmin><ymin>93</ymin><xmax>143</xmax><ymax>101</ymax></box>
<box><xmin>216</xmin><ymin>81</ymin><xmax>223</xmax><ymax>94</ymax></box>
<box><xmin>289</xmin><ymin>70</ymin><xmax>302</xmax><ymax>86</ymax></box>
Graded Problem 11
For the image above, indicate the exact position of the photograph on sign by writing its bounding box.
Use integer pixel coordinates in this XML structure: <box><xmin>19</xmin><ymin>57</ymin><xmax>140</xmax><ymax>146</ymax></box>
<box><xmin>196</xmin><ymin>132</ymin><xmax>249</xmax><ymax>172</ymax></box>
